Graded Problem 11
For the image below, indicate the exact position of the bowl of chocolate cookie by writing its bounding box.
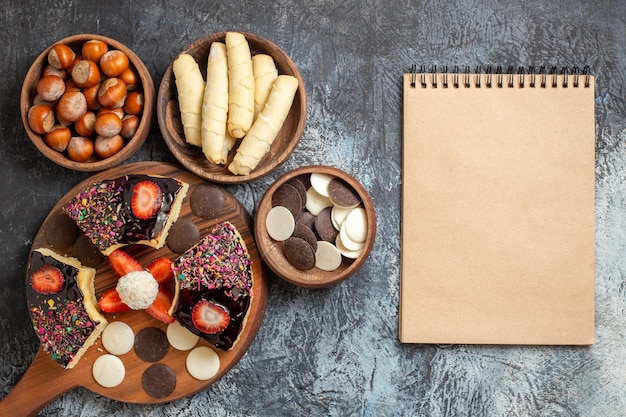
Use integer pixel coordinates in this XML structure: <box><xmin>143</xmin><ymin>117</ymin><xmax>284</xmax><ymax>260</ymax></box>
<box><xmin>20</xmin><ymin>34</ymin><xmax>155</xmax><ymax>172</ymax></box>
<box><xmin>254</xmin><ymin>165</ymin><xmax>376</xmax><ymax>288</ymax></box>
<box><xmin>157</xmin><ymin>31</ymin><xmax>307</xmax><ymax>184</ymax></box>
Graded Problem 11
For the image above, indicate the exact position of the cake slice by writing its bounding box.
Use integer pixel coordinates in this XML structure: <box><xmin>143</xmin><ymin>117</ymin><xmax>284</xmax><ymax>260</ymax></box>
<box><xmin>27</xmin><ymin>248</ymin><xmax>108</xmax><ymax>369</ymax></box>
<box><xmin>65</xmin><ymin>174</ymin><xmax>189</xmax><ymax>255</ymax></box>
<box><xmin>170</xmin><ymin>221</ymin><xmax>253</xmax><ymax>351</ymax></box>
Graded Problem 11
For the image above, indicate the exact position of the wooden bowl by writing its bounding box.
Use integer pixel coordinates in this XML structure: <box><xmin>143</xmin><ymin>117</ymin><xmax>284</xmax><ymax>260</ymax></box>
<box><xmin>157</xmin><ymin>32</ymin><xmax>307</xmax><ymax>184</ymax></box>
<box><xmin>20</xmin><ymin>34</ymin><xmax>155</xmax><ymax>172</ymax></box>
<box><xmin>255</xmin><ymin>166</ymin><xmax>376</xmax><ymax>287</ymax></box>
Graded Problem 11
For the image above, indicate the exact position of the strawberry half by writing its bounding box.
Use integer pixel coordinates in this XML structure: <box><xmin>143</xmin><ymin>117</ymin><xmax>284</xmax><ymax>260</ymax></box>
<box><xmin>98</xmin><ymin>288</ymin><xmax>131</xmax><ymax>313</ymax></box>
<box><xmin>131</xmin><ymin>180</ymin><xmax>163</xmax><ymax>220</ymax></box>
<box><xmin>146</xmin><ymin>286</ymin><xmax>175</xmax><ymax>324</ymax></box>
<box><xmin>191</xmin><ymin>299</ymin><xmax>230</xmax><ymax>334</ymax></box>
<box><xmin>30</xmin><ymin>264</ymin><xmax>64</xmax><ymax>294</ymax></box>
<box><xmin>108</xmin><ymin>249</ymin><xmax>143</xmax><ymax>277</ymax></box>
<box><xmin>146</xmin><ymin>257</ymin><xmax>173</xmax><ymax>285</ymax></box>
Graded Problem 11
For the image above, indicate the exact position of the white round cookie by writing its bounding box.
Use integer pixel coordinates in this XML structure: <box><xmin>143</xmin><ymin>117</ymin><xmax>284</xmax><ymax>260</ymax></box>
<box><xmin>167</xmin><ymin>321</ymin><xmax>200</xmax><ymax>351</ymax></box>
<box><xmin>305</xmin><ymin>187</ymin><xmax>333</xmax><ymax>216</ymax></box>
<box><xmin>315</xmin><ymin>241</ymin><xmax>343</xmax><ymax>271</ymax></box>
<box><xmin>266</xmin><ymin>205</ymin><xmax>295</xmax><ymax>241</ymax></box>
<box><xmin>343</xmin><ymin>207</ymin><xmax>368</xmax><ymax>243</ymax></box>
<box><xmin>335</xmin><ymin>233</ymin><xmax>363</xmax><ymax>259</ymax></box>
<box><xmin>101</xmin><ymin>321</ymin><xmax>135</xmax><ymax>355</ymax></box>
<box><xmin>186</xmin><ymin>346</ymin><xmax>220</xmax><ymax>381</ymax></box>
<box><xmin>92</xmin><ymin>354</ymin><xmax>125</xmax><ymax>388</ymax></box>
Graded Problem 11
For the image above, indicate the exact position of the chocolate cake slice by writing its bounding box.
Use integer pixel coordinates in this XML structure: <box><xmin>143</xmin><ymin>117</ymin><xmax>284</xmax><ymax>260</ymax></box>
<box><xmin>27</xmin><ymin>248</ymin><xmax>108</xmax><ymax>369</ymax></box>
<box><xmin>170</xmin><ymin>221</ymin><xmax>253</xmax><ymax>351</ymax></box>
<box><xmin>64</xmin><ymin>174</ymin><xmax>188</xmax><ymax>255</ymax></box>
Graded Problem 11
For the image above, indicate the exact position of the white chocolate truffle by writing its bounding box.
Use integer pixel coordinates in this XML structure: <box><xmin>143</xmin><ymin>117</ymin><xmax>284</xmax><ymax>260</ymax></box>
<box><xmin>115</xmin><ymin>270</ymin><xmax>159</xmax><ymax>310</ymax></box>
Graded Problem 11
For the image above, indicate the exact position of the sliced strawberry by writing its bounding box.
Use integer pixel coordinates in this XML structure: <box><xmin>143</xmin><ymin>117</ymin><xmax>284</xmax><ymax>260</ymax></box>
<box><xmin>146</xmin><ymin>286</ymin><xmax>175</xmax><ymax>323</ymax></box>
<box><xmin>98</xmin><ymin>288</ymin><xmax>131</xmax><ymax>312</ymax></box>
<box><xmin>146</xmin><ymin>257</ymin><xmax>173</xmax><ymax>285</ymax></box>
<box><xmin>191</xmin><ymin>299</ymin><xmax>230</xmax><ymax>334</ymax></box>
<box><xmin>30</xmin><ymin>264</ymin><xmax>64</xmax><ymax>294</ymax></box>
<box><xmin>131</xmin><ymin>180</ymin><xmax>163</xmax><ymax>220</ymax></box>
<box><xmin>108</xmin><ymin>249</ymin><xmax>143</xmax><ymax>277</ymax></box>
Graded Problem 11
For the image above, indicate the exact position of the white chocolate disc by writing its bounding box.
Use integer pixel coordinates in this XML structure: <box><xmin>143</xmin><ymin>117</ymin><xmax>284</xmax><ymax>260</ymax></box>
<box><xmin>305</xmin><ymin>187</ymin><xmax>333</xmax><ymax>216</ymax></box>
<box><xmin>343</xmin><ymin>207</ymin><xmax>368</xmax><ymax>243</ymax></box>
<box><xmin>331</xmin><ymin>205</ymin><xmax>353</xmax><ymax>230</ymax></box>
<box><xmin>309</xmin><ymin>172</ymin><xmax>335</xmax><ymax>197</ymax></box>
<box><xmin>92</xmin><ymin>354</ymin><xmax>125</xmax><ymax>388</ymax></box>
<box><xmin>186</xmin><ymin>346</ymin><xmax>220</xmax><ymax>381</ymax></box>
<box><xmin>265</xmin><ymin>205</ymin><xmax>295</xmax><ymax>241</ymax></box>
<box><xmin>339</xmin><ymin>222</ymin><xmax>365</xmax><ymax>252</ymax></box>
<box><xmin>335</xmin><ymin>233</ymin><xmax>363</xmax><ymax>259</ymax></box>
<box><xmin>101</xmin><ymin>321</ymin><xmax>135</xmax><ymax>355</ymax></box>
<box><xmin>167</xmin><ymin>321</ymin><xmax>200</xmax><ymax>351</ymax></box>
<box><xmin>315</xmin><ymin>241</ymin><xmax>343</xmax><ymax>271</ymax></box>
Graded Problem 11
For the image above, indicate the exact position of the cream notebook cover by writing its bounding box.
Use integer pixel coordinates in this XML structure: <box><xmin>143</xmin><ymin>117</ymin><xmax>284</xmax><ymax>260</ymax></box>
<box><xmin>400</xmin><ymin>67</ymin><xmax>595</xmax><ymax>345</ymax></box>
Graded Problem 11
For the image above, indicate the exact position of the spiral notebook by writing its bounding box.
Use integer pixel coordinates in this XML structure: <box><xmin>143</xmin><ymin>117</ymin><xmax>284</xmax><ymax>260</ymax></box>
<box><xmin>400</xmin><ymin>66</ymin><xmax>595</xmax><ymax>345</ymax></box>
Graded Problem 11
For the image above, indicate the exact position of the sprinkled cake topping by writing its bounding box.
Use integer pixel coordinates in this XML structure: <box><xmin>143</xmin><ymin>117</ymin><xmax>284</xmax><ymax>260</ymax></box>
<box><xmin>64</xmin><ymin>174</ymin><xmax>187</xmax><ymax>253</ymax></box>
<box><xmin>30</xmin><ymin>300</ymin><xmax>97</xmax><ymax>367</ymax></box>
<box><xmin>172</xmin><ymin>222</ymin><xmax>252</xmax><ymax>299</ymax></box>
<box><xmin>27</xmin><ymin>250</ymin><xmax>103</xmax><ymax>368</ymax></box>
<box><xmin>65</xmin><ymin>181</ymin><xmax>123</xmax><ymax>250</ymax></box>
<box><xmin>171</xmin><ymin>221</ymin><xmax>254</xmax><ymax>350</ymax></box>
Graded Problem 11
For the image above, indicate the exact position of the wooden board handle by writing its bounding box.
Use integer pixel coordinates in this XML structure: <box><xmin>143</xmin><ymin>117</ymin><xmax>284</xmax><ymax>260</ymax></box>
<box><xmin>0</xmin><ymin>348</ymin><xmax>79</xmax><ymax>416</ymax></box>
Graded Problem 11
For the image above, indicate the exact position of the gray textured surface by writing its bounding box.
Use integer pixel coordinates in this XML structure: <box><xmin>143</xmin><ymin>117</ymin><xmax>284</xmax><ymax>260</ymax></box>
<box><xmin>1</xmin><ymin>0</ymin><xmax>625</xmax><ymax>416</ymax></box>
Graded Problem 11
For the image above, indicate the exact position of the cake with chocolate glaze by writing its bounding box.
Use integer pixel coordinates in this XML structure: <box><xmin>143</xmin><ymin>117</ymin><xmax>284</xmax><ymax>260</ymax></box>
<box><xmin>64</xmin><ymin>174</ymin><xmax>188</xmax><ymax>255</ymax></box>
<box><xmin>171</xmin><ymin>221</ymin><xmax>253</xmax><ymax>351</ymax></box>
<box><xmin>27</xmin><ymin>248</ymin><xmax>108</xmax><ymax>369</ymax></box>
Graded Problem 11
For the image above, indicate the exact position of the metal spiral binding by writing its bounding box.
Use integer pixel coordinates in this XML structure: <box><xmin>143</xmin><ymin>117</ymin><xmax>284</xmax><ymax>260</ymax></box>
<box><xmin>409</xmin><ymin>65</ymin><xmax>591</xmax><ymax>88</ymax></box>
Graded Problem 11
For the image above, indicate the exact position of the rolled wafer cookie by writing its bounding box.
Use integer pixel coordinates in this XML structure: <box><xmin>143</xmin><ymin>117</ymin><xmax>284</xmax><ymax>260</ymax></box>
<box><xmin>226</xmin><ymin>32</ymin><xmax>254</xmax><ymax>139</ymax></box>
<box><xmin>228</xmin><ymin>75</ymin><xmax>299</xmax><ymax>175</ymax></box>
<box><xmin>252</xmin><ymin>54</ymin><xmax>278</xmax><ymax>119</ymax></box>
<box><xmin>173</xmin><ymin>53</ymin><xmax>205</xmax><ymax>147</ymax></box>
<box><xmin>201</xmin><ymin>42</ymin><xmax>229</xmax><ymax>164</ymax></box>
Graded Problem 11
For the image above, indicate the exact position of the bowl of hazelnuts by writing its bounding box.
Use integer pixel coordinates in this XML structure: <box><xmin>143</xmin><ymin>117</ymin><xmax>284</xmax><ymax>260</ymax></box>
<box><xmin>20</xmin><ymin>34</ymin><xmax>155</xmax><ymax>171</ymax></box>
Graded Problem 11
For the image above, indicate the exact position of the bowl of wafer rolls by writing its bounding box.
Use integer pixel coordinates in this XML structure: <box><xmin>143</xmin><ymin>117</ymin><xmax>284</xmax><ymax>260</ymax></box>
<box><xmin>157</xmin><ymin>31</ymin><xmax>307</xmax><ymax>184</ymax></box>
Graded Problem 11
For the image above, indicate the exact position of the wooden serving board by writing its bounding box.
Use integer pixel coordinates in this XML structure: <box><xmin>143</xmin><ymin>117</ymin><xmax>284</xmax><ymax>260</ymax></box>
<box><xmin>0</xmin><ymin>162</ymin><xmax>268</xmax><ymax>417</ymax></box>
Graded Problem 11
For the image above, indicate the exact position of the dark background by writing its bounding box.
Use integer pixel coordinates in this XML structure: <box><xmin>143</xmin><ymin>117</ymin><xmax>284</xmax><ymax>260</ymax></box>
<box><xmin>1</xmin><ymin>1</ymin><xmax>625</xmax><ymax>416</ymax></box>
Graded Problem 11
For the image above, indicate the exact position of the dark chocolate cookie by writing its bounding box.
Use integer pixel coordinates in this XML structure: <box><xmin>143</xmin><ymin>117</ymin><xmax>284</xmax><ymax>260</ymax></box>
<box><xmin>271</xmin><ymin>183</ymin><xmax>303</xmax><ymax>217</ymax></box>
<box><xmin>286</xmin><ymin>177</ymin><xmax>308</xmax><ymax>207</ymax></box>
<box><xmin>283</xmin><ymin>236</ymin><xmax>316</xmax><ymax>270</ymax></box>
<box><xmin>134</xmin><ymin>327</ymin><xmax>169</xmax><ymax>362</ymax></box>
<box><xmin>295</xmin><ymin>211</ymin><xmax>315</xmax><ymax>230</ymax></box>
<box><xmin>190</xmin><ymin>183</ymin><xmax>225</xmax><ymax>220</ymax></box>
<box><xmin>328</xmin><ymin>177</ymin><xmax>361</xmax><ymax>208</ymax></box>
<box><xmin>314</xmin><ymin>207</ymin><xmax>339</xmax><ymax>242</ymax></box>
<box><xmin>142</xmin><ymin>363</ymin><xmax>176</xmax><ymax>399</ymax></box>
<box><xmin>292</xmin><ymin>222</ymin><xmax>318</xmax><ymax>252</ymax></box>
<box><xmin>167</xmin><ymin>218</ymin><xmax>200</xmax><ymax>254</ymax></box>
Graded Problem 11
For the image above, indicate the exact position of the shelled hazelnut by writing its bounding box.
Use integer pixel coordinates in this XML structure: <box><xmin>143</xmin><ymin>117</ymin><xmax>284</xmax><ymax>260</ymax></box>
<box><xmin>26</xmin><ymin>38</ymin><xmax>146</xmax><ymax>163</ymax></box>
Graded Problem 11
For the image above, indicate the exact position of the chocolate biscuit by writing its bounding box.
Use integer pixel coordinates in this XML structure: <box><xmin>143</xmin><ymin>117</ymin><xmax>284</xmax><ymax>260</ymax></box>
<box><xmin>283</xmin><ymin>236</ymin><xmax>316</xmax><ymax>270</ymax></box>
<box><xmin>292</xmin><ymin>222</ymin><xmax>318</xmax><ymax>252</ymax></box>
<box><xmin>190</xmin><ymin>183</ymin><xmax>225</xmax><ymax>219</ymax></box>
<box><xmin>271</xmin><ymin>183</ymin><xmax>303</xmax><ymax>217</ymax></box>
<box><xmin>167</xmin><ymin>218</ymin><xmax>200</xmax><ymax>254</ymax></box>
<box><xmin>328</xmin><ymin>178</ymin><xmax>361</xmax><ymax>208</ymax></box>
<box><xmin>314</xmin><ymin>207</ymin><xmax>339</xmax><ymax>243</ymax></box>
<box><xmin>134</xmin><ymin>327</ymin><xmax>169</xmax><ymax>362</ymax></box>
<box><xmin>142</xmin><ymin>363</ymin><xmax>176</xmax><ymax>398</ymax></box>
